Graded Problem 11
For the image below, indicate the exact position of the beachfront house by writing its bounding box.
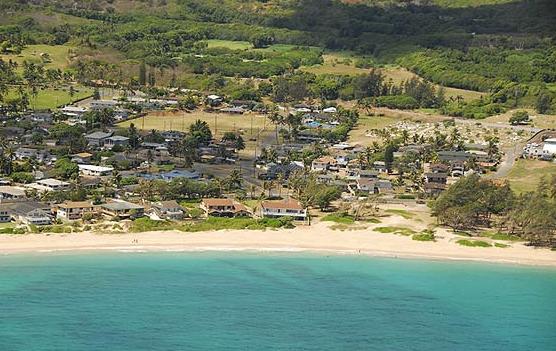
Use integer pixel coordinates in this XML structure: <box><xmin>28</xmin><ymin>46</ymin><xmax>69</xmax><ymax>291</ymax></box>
<box><xmin>101</xmin><ymin>199</ymin><xmax>145</xmax><ymax>220</ymax></box>
<box><xmin>259</xmin><ymin>199</ymin><xmax>307</xmax><ymax>221</ymax></box>
<box><xmin>0</xmin><ymin>201</ymin><xmax>52</xmax><ymax>225</ymax></box>
<box><xmin>200</xmin><ymin>199</ymin><xmax>250</xmax><ymax>217</ymax></box>
<box><xmin>151</xmin><ymin>200</ymin><xmax>185</xmax><ymax>220</ymax></box>
<box><xmin>56</xmin><ymin>201</ymin><xmax>96</xmax><ymax>221</ymax></box>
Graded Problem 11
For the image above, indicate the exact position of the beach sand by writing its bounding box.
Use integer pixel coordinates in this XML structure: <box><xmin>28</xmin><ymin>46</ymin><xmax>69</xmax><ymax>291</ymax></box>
<box><xmin>1</xmin><ymin>220</ymin><xmax>555</xmax><ymax>267</ymax></box>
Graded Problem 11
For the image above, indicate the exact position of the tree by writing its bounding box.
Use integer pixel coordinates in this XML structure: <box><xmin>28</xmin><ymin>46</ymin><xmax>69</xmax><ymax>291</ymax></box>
<box><xmin>509</xmin><ymin>110</ymin><xmax>529</xmax><ymax>125</ymax></box>
<box><xmin>127</xmin><ymin>123</ymin><xmax>141</xmax><ymax>149</ymax></box>
<box><xmin>189</xmin><ymin>119</ymin><xmax>212</xmax><ymax>145</ymax></box>
<box><xmin>139</xmin><ymin>61</ymin><xmax>147</xmax><ymax>86</ymax></box>
<box><xmin>314</xmin><ymin>186</ymin><xmax>342</xmax><ymax>211</ymax></box>
<box><xmin>536</xmin><ymin>94</ymin><xmax>552</xmax><ymax>114</ymax></box>
<box><xmin>251</xmin><ymin>34</ymin><xmax>274</xmax><ymax>49</ymax></box>
<box><xmin>54</xmin><ymin>158</ymin><xmax>79</xmax><ymax>180</ymax></box>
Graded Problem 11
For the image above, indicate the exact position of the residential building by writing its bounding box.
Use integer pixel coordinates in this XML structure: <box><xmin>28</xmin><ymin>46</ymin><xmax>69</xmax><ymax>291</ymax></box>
<box><xmin>311</xmin><ymin>156</ymin><xmax>337</xmax><ymax>172</ymax></box>
<box><xmin>78</xmin><ymin>164</ymin><xmax>114</xmax><ymax>177</ymax></box>
<box><xmin>425</xmin><ymin>173</ymin><xmax>448</xmax><ymax>184</ymax></box>
<box><xmin>543</xmin><ymin>138</ymin><xmax>556</xmax><ymax>155</ymax></box>
<box><xmin>85</xmin><ymin>131</ymin><xmax>113</xmax><ymax>147</ymax></box>
<box><xmin>259</xmin><ymin>199</ymin><xmax>307</xmax><ymax>221</ymax></box>
<box><xmin>0</xmin><ymin>186</ymin><xmax>27</xmax><ymax>201</ymax></box>
<box><xmin>0</xmin><ymin>201</ymin><xmax>52</xmax><ymax>225</ymax></box>
<box><xmin>151</xmin><ymin>201</ymin><xmax>185</xmax><ymax>220</ymax></box>
<box><xmin>101</xmin><ymin>199</ymin><xmax>145</xmax><ymax>219</ymax></box>
<box><xmin>105</xmin><ymin>136</ymin><xmax>130</xmax><ymax>149</ymax></box>
<box><xmin>200</xmin><ymin>199</ymin><xmax>250</xmax><ymax>217</ymax></box>
<box><xmin>28</xmin><ymin>179</ymin><xmax>70</xmax><ymax>192</ymax></box>
<box><xmin>57</xmin><ymin>201</ymin><xmax>95</xmax><ymax>221</ymax></box>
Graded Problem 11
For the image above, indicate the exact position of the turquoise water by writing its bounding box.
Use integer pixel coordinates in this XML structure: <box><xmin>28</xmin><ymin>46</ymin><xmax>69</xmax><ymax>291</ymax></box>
<box><xmin>0</xmin><ymin>253</ymin><xmax>555</xmax><ymax>350</ymax></box>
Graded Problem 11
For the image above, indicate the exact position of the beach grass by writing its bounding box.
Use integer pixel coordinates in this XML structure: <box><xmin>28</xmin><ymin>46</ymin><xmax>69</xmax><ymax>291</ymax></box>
<box><xmin>180</xmin><ymin>216</ymin><xmax>294</xmax><ymax>232</ymax></box>
<box><xmin>495</xmin><ymin>243</ymin><xmax>510</xmax><ymax>248</ymax></box>
<box><xmin>480</xmin><ymin>230</ymin><xmax>523</xmax><ymax>242</ymax></box>
<box><xmin>322</xmin><ymin>213</ymin><xmax>356</xmax><ymax>224</ymax></box>
<box><xmin>412</xmin><ymin>230</ymin><xmax>436</xmax><ymax>242</ymax></box>
<box><xmin>374</xmin><ymin>226</ymin><xmax>416</xmax><ymax>236</ymax></box>
<box><xmin>385</xmin><ymin>209</ymin><xmax>415</xmax><ymax>219</ymax></box>
<box><xmin>457</xmin><ymin>239</ymin><xmax>492</xmax><ymax>248</ymax></box>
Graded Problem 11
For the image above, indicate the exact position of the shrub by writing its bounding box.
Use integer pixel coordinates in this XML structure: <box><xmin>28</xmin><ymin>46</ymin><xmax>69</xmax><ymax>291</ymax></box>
<box><xmin>456</xmin><ymin>239</ymin><xmax>492</xmax><ymax>248</ymax></box>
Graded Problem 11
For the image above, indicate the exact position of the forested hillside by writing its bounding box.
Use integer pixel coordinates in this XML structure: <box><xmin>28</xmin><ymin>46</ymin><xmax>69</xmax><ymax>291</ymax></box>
<box><xmin>1</xmin><ymin>0</ymin><xmax>555</xmax><ymax>116</ymax></box>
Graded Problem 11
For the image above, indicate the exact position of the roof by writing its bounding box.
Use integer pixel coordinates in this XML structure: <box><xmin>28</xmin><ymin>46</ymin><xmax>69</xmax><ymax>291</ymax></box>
<box><xmin>37</xmin><ymin>179</ymin><xmax>70</xmax><ymax>186</ymax></box>
<box><xmin>58</xmin><ymin>201</ymin><xmax>93</xmax><ymax>209</ymax></box>
<box><xmin>73</xmin><ymin>152</ymin><xmax>93</xmax><ymax>158</ymax></box>
<box><xmin>86</xmin><ymin>131</ymin><xmax>113</xmax><ymax>139</ymax></box>
<box><xmin>78</xmin><ymin>164</ymin><xmax>114</xmax><ymax>172</ymax></box>
<box><xmin>261</xmin><ymin>199</ymin><xmax>304</xmax><ymax>210</ymax></box>
<box><xmin>154</xmin><ymin>200</ymin><xmax>182</xmax><ymax>209</ymax></box>
<box><xmin>107</xmin><ymin>136</ymin><xmax>130</xmax><ymax>141</ymax></box>
<box><xmin>202</xmin><ymin>198</ymin><xmax>235</xmax><ymax>207</ymax></box>
<box><xmin>425</xmin><ymin>172</ymin><xmax>448</xmax><ymax>178</ymax></box>
<box><xmin>102</xmin><ymin>200</ymin><xmax>144</xmax><ymax>211</ymax></box>
<box><xmin>0</xmin><ymin>186</ymin><xmax>26</xmax><ymax>196</ymax></box>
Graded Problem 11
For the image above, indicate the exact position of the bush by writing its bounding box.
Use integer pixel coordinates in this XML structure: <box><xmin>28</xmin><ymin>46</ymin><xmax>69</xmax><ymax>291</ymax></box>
<box><xmin>412</xmin><ymin>230</ymin><xmax>436</xmax><ymax>242</ymax></box>
<box><xmin>456</xmin><ymin>239</ymin><xmax>492</xmax><ymax>248</ymax></box>
<box><xmin>374</xmin><ymin>95</ymin><xmax>419</xmax><ymax>109</ymax></box>
<box><xmin>321</xmin><ymin>212</ymin><xmax>355</xmax><ymax>224</ymax></box>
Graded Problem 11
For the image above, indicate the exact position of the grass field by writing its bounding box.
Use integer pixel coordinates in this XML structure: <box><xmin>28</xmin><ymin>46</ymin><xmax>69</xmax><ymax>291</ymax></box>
<box><xmin>5</xmin><ymin>86</ymin><xmax>93</xmax><ymax>109</ymax></box>
<box><xmin>118</xmin><ymin>110</ymin><xmax>273</xmax><ymax>140</ymax></box>
<box><xmin>1</xmin><ymin>44</ymin><xmax>73</xmax><ymax>71</ymax></box>
<box><xmin>505</xmin><ymin>159</ymin><xmax>556</xmax><ymax>194</ymax></box>
<box><xmin>205</xmin><ymin>40</ymin><xmax>253</xmax><ymax>50</ymax></box>
<box><xmin>348</xmin><ymin>114</ymin><xmax>398</xmax><ymax>144</ymax></box>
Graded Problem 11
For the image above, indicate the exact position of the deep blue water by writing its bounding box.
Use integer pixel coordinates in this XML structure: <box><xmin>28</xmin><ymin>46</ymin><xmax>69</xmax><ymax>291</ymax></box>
<box><xmin>0</xmin><ymin>252</ymin><xmax>555</xmax><ymax>351</ymax></box>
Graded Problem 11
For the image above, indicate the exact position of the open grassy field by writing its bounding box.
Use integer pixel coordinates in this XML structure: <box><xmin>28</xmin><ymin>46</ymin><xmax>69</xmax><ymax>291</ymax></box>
<box><xmin>348</xmin><ymin>114</ymin><xmax>398</xmax><ymax>144</ymax></box>
<box><xmin>505</xmin><ymin>159</ymin><xmax>556</xmax><ymax>194</ymax></box>
<box><xmin>484</xmin><ymin>109</ymin><xmax>556</xmax><ymax>129</ymax></box>
<box><xmin>118</xmin><ymin>110</ymin><xmax>273</xmax><ymax>140</ymax></box>
<box><xmin>5</xmin><ymin>86</ymin><xmax>93</xmax><ymax>110</ymax></box>
<box><xmin>0</xmin><ymin>44</ymin><xmax>73</xmax><ymax>71</ymax></box>
<box><xmin>205</xmin><ymin>40</ymin><xmax>253</xmax><ymax>50</ymax></box>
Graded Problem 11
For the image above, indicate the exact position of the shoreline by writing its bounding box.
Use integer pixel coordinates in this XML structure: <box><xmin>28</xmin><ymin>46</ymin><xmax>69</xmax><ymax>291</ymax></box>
<box><xmin>1</xmin><ymin>222</ymin><xmax>555</xmax><ymax>267</ymax></box>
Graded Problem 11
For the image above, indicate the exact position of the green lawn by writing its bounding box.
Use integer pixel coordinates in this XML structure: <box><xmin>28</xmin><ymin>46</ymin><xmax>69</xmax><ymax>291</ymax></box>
<box><xmin>506</xmin><ymin>159</ymin><xmax>556</xmax><ymax>194</ymax></box>
<box><xmin>1</xmin><ymin>44</ymin><xmax>73</xmax><ymax>71</ymax></box>
<box><xmin>5</xmin><ymin>86</ymin><xmax>93</xmax><ymax>110</ymax></box>
<box><xmin>205</xmin><ymin>40</ymin><xmax>253</xmax><ymax>50</ymax></box>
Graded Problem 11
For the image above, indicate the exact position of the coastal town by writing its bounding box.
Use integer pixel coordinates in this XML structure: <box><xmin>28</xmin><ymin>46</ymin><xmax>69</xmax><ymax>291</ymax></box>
<box><xmin>0</xmin><ymin>87</ymin><xmax>555</xmax><ymax>250</ymax></box>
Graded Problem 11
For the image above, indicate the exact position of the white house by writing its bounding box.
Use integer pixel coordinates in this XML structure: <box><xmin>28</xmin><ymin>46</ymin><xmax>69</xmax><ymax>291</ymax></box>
<box><xmin>78</xmin><ymin>164</ymin><xmax>114</xmax><ymax>177</ymax></box>
<box><xmin>28</xmin><ymin>179</ymin><xmax>70</xmax><ymax>192</ymax></box>
<box><xmin>259</xmin><ymin>199</ymin><xmax>307</xmax><ymax>221</ymax></box>
<box><xmin>543</xmin><ymin>138</ymin><xmax>556</xmax><ymax>155</ymax></box>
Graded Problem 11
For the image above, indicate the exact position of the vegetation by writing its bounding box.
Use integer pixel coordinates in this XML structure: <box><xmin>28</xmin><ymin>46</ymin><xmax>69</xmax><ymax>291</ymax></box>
<box><xmin>181</xmin><ymin>216</ymin><xmax>294</xmax><ymax>232</ymax></box>
<box><xmin>412</xmin><ymin>230</ymin><xmax>436</xmax><ymax>242</ymax></box>
<box><xmin>374</xmin><ymin>226</ymin><xmax>416</xmax><ymax>236</ymax></box>
<box><xmin>456</xmin><ymin>239</ymin><xmax>492</xmax><ymax>248</ymax></box>
<box><xmin>321</xmin><ymin>212</ymin><xmax>355</xmax><ymax>224</ymax></box>
<box><xmin>433</xmin><ymin>174</ymin><xmax>556</xmax><ymax>247</ymax></box>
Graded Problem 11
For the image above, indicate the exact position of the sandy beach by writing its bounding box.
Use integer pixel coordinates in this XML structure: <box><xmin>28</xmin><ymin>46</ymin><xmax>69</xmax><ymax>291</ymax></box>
<box><xmin>1</xmin><ymin>221</ymin><xmax>555</xmax><ymax>267</ymax></box>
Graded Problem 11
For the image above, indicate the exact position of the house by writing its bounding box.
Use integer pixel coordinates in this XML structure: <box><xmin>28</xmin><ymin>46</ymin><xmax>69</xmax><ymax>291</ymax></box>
<box><xmin>0</xmin><ymin>186</ymin><xmax>27</xmax><ymax>201</ymax></box>
<box><xmin>207</xmin><ymin>94</ymin><xmax>223</xmax><ymax>106</ymax></box>
<box><xmin>27</xmin><ymin>112</ymin><xmax>54</xmax><ymax>123</ymax></box>
<box><xmin>259</xmin><ymin>199</ymin><xmax>307</xmax><ymax>221</ymax></box>
<box><xmin>141</xmin><ymin>169</ymin><xmax>200</xmax><ymax>181</ymax></box>
<box><xmin>220</xmin><ymin>107</ymin><xmax>245</xmax><ymax>114</ymax></box>
<box><xmin>71</xmin><ymin>152</ymin><xmax>94</xmax><ymax>164</ymax></box>
<box><xmin>358</xmin><ymin>170</ymin><xmax>378</xmax><ymax>180</ymax></box>
<box><xmin>101</xmin><ymin>199</ymin><xmax>145</xmax><ymax>219</ymax></box>
<box><xmin>430</xmin><ymin>163</ymin><xmax>450</xmax><ymax>174</ymax></box>
<box><xmin>28</xmin><ymin>179</ymin><xmax>70</xmax><ymax>192</ymax></box>
<box><xmin>151</xmin><ymin>200</ymin><xmax>185</xmax><ymax>220</ymax></box>
<box><xmin>424</xmin><ymin>173</ymin><xmax>448</xmax><ymax>184</ymax></box>
<box><xmin>200</xmin><ymin>199</ymin><xmax>250</xmax><ymax>217</ymax></box>
<box><xmin>543</xmin><ymin>138</ymin><xmax>556</xmax><ymax>155</ymax></box>
<box><xmin>0</xmin><ymin>201</ymin><xmax>52</xmax><ymax>225</ymax></box>
<box><xmin>78</xmin><ymin>164</ymin><xmax>114</xmax><ymax>177</ymax></box>
<box><xmin>372</xmin><ymin>161</ymin><xmax>388</xmax><ymax>173</ymax></box>
<box><xmin>105</xmin><ymin>136</ymin><xmax>130</xmax><ymax>149</ymax></box>
<box><xmin>85</xmin><ymin>131</ymin><xmax>113</xmax><ymax>147</ymax></box>
<box><xmin>56</xmin><ymin>201</ymin><xmax>95</xmax><ymax>221</ymax></box>
<box><xmin>311</xmin><ymin>156</ymin><xmax>337</xmax><ymax>172</ymax></box>
<box><xmin>323</xmin><ymin>107</ymin><xmax>337</xmax><ymax>114</ymax></box>
<box><xmin>90</xmin><ymin>99</ymin><xmax>119</xmax><ymax>110</ymax></box>
<box><xmin>437</xmin><ymin>151</ymin><xmax>471</xmax><ymax>163</ymax></box>
<box><xmin>15</xmin><ymin>147</ymin><xmax>43</xmax><ymax>160</ymax></box>
<box><xmin>61</xmin><ymin>105</ymin><xmax>88</xmax><ymax>118</ymax></box>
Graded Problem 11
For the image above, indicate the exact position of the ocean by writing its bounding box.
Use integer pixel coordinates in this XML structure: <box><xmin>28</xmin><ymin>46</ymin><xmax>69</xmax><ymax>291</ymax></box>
<box><xmin>0</xmin><ymin>252</ymin><xmax>555</xmax><ymax>350</ymax></box>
